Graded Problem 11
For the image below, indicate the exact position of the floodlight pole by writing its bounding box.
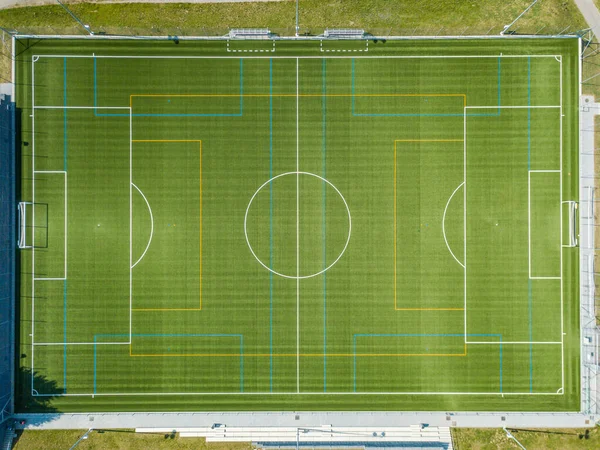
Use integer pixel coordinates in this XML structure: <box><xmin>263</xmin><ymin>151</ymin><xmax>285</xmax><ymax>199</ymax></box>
<box><xmin>56</xmin><ymin>0</ymin><xmax>93</xmax><ymax>35</ymax></box>
<box><xmin>503</xmin><ymin>427</ymin><xmax>527</xmax><ymax>450</ymax></box>
<box><xmin>69</xmin><ymin>428</ymin><xmax>93</xmax><ymax>450</ymax></box>
<box><xmin>0</xmin><ymin>25</ymin><xmax>15</xmax><ymax>36</ymax></box>
<box><xmin>500</xmin><ymin>0</ymin><xmax>540</xmax><ymax>35</ymax></box>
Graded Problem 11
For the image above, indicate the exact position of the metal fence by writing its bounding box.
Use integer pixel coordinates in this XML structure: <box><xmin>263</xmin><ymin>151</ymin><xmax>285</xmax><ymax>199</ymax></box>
<box><xmin>0</xmin><ymin>92</ymin><xmax>15</xmax><ymax>424</ymax></box>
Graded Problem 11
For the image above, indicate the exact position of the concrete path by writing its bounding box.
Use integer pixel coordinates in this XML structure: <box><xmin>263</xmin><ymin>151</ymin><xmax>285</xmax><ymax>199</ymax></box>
<box><xmin>0</xmin><ymin>0</ymin><xmax>283</xmax><ymax>11</ymax></box>
<box><xmin>575</xmin><ymin>0</ymin><xmax>600</xmax><ymax>35</ymax></box>
<box><xmin>14</xmin><ymin>411</ymin><xmax>598</xmax><ymax>430</ymax></box>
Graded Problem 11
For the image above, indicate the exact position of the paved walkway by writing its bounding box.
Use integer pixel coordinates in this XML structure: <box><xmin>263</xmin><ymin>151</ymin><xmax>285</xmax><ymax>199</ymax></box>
<box><xmin>575</xmin><ymin>0</ymin><xmax>600</xmax><ymax>35</ymax></box>
<box><xmin>14</xmin><ymin>411</ymin><xmax>597</xmax><ymax>430</ymax></box>
<box><xmin>0</xmin><ymin>0</ymin><xmax>283</xmax><ymax>11</ymax></box>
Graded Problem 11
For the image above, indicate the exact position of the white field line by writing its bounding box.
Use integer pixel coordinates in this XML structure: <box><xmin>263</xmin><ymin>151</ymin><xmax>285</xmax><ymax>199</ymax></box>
<box><xmin>30</xmin><ymin>171</ymin><xmax>67</xmax><ymax>279</ymax></box>
<box><xmin>465</xmin><ymin>341</ymin><xmax>562</xmax><ymax>345</ymax></box>
<box><xmin>31</xmin><ymin>55</ymin><xmax>36</xmax><ymax>394</ymax></box>
<box><xmin>34</xmin><ymin>54</ymin><xmax>563</xmax><ymax>60</ymax></box>
<box><xmin>559</xmin><ymin>55</ymin><xmax>565</xmax><ymax>392</ymax></box>
<box><xmin>441</xmin><ymin>182</ymin><xmax>465</xmax><ymax>269</ymax></box>
<box><xmin>32</xmin><ymin>391</ymin><xmax>564</xmax><ymax>397</ymax></box>
<box><xmin>226</xmin><ymin>39</ymin><xmax>275</xmax><ymax>53</ymax></box>
<box><xmin>130</xmin><ymin>182</ymin><xmax>154</xmax><ymax>269</ymax></box>
<box><xmin>465</xmin><ymin>105</ymin><xmax>560</xmax><ymax>109</ymax></box>
<box><xmin>296</xmin><ymin>57</ymin><xmax>300</xmax><ymax>394</ymax></box>
<box><xmin>465</xmin><ymin>104</ymin><xmax>564</xmax><ymax>353</ymax></box>
<box><xmin>530</xmin><ymin>276</ymin><xmax>561</xmax><ymax>280</ymax></box>
<box><xmin>244</xmin><ymin>173</ymin><xmax>351</xmax><ymax>279</ymax></box>
<box><xmin>320</xmin><ymin>40</ymin><xmax>368</xmax><ymax>53</ymax></box>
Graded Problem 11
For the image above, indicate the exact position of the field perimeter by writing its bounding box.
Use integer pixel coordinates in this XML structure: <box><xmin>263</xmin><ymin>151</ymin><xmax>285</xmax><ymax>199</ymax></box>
<box><xmin>15</xmin><ymin>37</ymin><xmax>580</xmax><ymax>412</ymax></box>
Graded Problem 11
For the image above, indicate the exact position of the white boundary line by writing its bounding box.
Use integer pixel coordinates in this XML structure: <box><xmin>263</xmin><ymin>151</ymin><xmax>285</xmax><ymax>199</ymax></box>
<box><xmin>33</xmin><ymin>391</ymin><xmax>563</xmax><ymax>397</ymax></box>
<box><xmin>33</xmin><ymin>54</ymin><xmax>563</xmax><ymax>60</ymax></box>
<box><xmin>559</xmin><ymin>55</ymin><xmax>565</xmax><ymax>393</ymax></box>
<box><xmin>28</xmin><ymin>53</ymin><xmax>568</xmax><ymax>398</ymax></box>
<box><xmin>31</xmin><ymin>55</ymin><xmax>36</xmax><ymax>394</ymax></box>
<box><xmin>442</xmin><ymin>182</ymin><xmax>465</xmax><ymax>269</ymax></box>
<box><xmin>130</xmin><ymin>182</ymin><xmax>154</xmax><ymax>269</ymax></box>
<box><xmin>465</xmin><ymin>341</ymin><xmax>562</xmax><ymax>345</ymax></box>
<box><xmin>296</xmin><ymin>57</ymin><xmax>300</xmax><ymax>394</ymax></box>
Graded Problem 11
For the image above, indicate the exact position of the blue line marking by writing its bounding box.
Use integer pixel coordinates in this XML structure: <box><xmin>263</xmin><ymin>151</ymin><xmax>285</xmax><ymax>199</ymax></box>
<box><xmin>527</xmin><ymin>56</ymin><xmax>533</xmax><ymax>393</ymax></box>
<box><xmin>497</xmin><ymin>56</ymin><xmax>502</xmax><ymax>115</ymax></box>
<box><xmin>63</xmin><ymin>280</ymin><xmax>67</xmax><ymax>393</ymax></box>
<box><xmin>63</xmin><ymin>57</ymin><xmax>67</xmax><ymax>394</ymax></box>
<box><xmin>240</xmin><ymin>335</ymin><xmax>244</xmax><ymax>392</ymax></box>
<box><xmin>351</xmin><ymin>58</ymin><xmax>356</xmax><ymax>115</ymax></box>
<box><xmin>269</xmin><ymin>58</ymin><xmax>274</xmax><ymax>393</ymax></box>
<box><xmin>353</xmin><ymin>334</ymin><xmax>503</xmax><ymax>393</ymax></box>
<box><xmin>322</xmin><ymin>58</ymin><xmax>327</xmax><ymax>392</ymax></box>
<box><xmin>529</xmin><ymin>279</ymin><xmax>533</xmax><ymax>392</ymax></box>
<box><xmin>93</xmin><ymin>334</ymin><xmax>244</xmax><ymax>394</ymax></box>
<box><xmin>93</xmin><ymin>58</ymin><xmax>243</xmax><ymax>117</ymax></box>
<box><xmin>93</xmin><ymin>335</ymin><xmax>97</xmax><ymax>395</ymax></box>
<box><xmin>351</xmin><ymin>58</ymin><xmax>503</xmax><ymax>117</ymax></box>
<box><xmin>93</xmin><ymin>56</ymin><xmax>97</xmax><ymax>113</ymax></box>
<box><xmin>240</xmin><ymin>58</ymin><xmax>244</xmax><ymax>115</ymax></box>
<box><xmin>353</xmin><ymin>337</ymin><xmax>357</xmax><ymax>392</ymax></box>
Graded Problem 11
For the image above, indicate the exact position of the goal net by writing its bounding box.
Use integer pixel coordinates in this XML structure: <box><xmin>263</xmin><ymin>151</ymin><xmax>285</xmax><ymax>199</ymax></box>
<box><xmin>18</xmin><ymin>202</ymin><xmax>47</xmax><ymax>249</ymax></box>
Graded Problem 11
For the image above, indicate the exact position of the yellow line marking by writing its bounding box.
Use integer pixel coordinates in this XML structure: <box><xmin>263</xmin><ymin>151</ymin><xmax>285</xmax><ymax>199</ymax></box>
<box><xmin>393</xmin><ymin>139</ymin><xmax>464</xmax><ymax>311</ymax></box>
<box><xmin>130</xmin><ymin>139</ymin><xmax>203</xmax><ymax>312</ymax></box>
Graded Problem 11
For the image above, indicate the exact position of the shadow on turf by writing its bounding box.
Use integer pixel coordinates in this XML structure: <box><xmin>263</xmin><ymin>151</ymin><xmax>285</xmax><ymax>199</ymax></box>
<box><xmin>14</xmin><ymin>367</ymin><xmax>60</xmax><ymax>415</ymax></box>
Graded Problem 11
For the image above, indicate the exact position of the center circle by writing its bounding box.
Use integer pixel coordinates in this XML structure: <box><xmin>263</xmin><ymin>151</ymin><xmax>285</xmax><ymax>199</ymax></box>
<box><xmin>244</xmin><ymin>171</ymin><xmax>352</xmax><ymax>279</ymax></box>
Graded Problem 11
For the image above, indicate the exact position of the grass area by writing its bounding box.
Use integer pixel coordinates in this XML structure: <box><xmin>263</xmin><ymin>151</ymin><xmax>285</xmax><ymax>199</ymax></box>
<box><xmin>15</xmin><ymin>37</ymin><xmax>579</xmax><ymax>412</ymax></box>
<box><xmin>12</xmin><ymin>426</ymin><xmax>600</xmax><ymax>449</ymax></box>
<box><xmin>0</xmin><ymin>0</ymin><xmax>587</xmax><ymax>36</ymax></box>
<box><xmin>453</xmin><ymin>426</ymin><xmax>600</xmax><ymax>449</ymax></box>
<box><xmin>0</xmin><ymin>1</ymin><xmax>590</xmax><ymax>93</ymax></box>
<box><xmin>12</xmin><ymin>429</ymin><xmax>253</xmax><ymax>450</ymax></box>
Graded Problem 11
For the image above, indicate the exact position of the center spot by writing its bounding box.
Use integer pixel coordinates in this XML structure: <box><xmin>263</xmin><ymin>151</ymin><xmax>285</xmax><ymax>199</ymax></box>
<box><xmin>244</xmin><ymin>172</ymin><xmax>351</xmax><ymax>279</ymax></box>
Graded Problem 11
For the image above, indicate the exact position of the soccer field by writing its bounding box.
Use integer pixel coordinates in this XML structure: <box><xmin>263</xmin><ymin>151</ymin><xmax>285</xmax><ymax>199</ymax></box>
<box><xmin>15</xmin><ymin>37</ymin><xmax>580</xmax><ymax>412</ymax></box>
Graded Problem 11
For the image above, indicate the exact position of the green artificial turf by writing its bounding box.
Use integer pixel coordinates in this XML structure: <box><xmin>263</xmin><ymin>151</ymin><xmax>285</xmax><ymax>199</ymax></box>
<box><xmin>15</xmin><ymin>37</ymin><xmax>580</xmax><ymax>412</ymax></box>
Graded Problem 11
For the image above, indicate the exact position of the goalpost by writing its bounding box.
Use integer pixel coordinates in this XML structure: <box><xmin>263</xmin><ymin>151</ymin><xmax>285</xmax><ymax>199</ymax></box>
<box><xmin>17</xmin><ymin>201</ymin><xmax>47</xmax><ymax>249</ymax></box>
